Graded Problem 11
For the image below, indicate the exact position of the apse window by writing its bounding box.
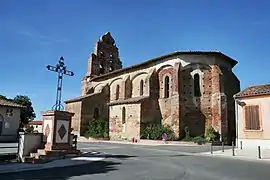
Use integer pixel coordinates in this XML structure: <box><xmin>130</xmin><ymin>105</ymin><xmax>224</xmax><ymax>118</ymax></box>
<box><xmin>122</xmin><ymin>107</ymin><xmax>126</xmax><ymax>124</ymax></box>
<box><xmin>140</xmin><ymin>80</ymin><xmax>144</xmax><ymax>96</ymax></box>
<box><xmin>116</xmin><ymin>84</ymin><xmax>120</xmax><ymax>100</ymax></box>
<box><xmin>164</xmin><ymin>76</ymin><xmax>170</xmax><ymax>98</ymax></box>
<box><xmin>194</xmin><ymin>73</ymin><xmax>201</xmax><ymax>97</ymax></box>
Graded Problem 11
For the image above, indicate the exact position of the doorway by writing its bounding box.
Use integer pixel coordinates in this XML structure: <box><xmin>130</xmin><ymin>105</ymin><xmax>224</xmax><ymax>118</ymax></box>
<box><xmin>0</xmin><ymin>114</ymin><xmax>3</xmax><ymax>135</ymax></box>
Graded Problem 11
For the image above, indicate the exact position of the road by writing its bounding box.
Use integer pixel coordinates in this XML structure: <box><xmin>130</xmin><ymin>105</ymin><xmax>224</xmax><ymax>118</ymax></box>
<box><xmin>0</xmin><ymin>142</ymin><xmax>269</xmax><ymax>180</ymax></box>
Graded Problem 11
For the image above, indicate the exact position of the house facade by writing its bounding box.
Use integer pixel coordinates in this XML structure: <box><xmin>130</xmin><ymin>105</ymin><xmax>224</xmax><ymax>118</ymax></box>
<box><xmin>27</xmin><ymin>120</ymin><xmax>43</xmax><ymax>133</ymax></box>
<box><xmin>65</xmin><ymin>32</ymin><xmax>240</xmax><ymax>143</ymax></box>
<box><xmin>234</xmin><ymin>84</ymin><xmax>270</xmax><ymax>148</ymax></box>
<box><xmin>0</xmin><ymin>99</ymin><xmax>24</xmax><ymax>142</ymax></box>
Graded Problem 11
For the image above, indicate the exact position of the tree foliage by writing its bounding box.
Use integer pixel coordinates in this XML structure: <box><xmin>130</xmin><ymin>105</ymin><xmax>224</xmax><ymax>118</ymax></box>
<box><xmin>84</xmin><ymin>118</ymin><xmax>109</xmax><ymax>138</ymax></box>
<box><xmin>140</xmin><ymin>122</ymin><xmax>175</xmax><ymax>140</ymax></box>
<box><xmin>0</xmin><ymin>95</ymin><xmax>36</xmax><ymax>124</ymax></box>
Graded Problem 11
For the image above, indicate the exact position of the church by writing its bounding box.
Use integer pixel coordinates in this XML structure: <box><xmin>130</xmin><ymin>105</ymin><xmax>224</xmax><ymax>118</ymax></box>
<box><xmin>65</xmin><ymin>32</ymin><xmax>240</xmax><ymax>143</ymax></box>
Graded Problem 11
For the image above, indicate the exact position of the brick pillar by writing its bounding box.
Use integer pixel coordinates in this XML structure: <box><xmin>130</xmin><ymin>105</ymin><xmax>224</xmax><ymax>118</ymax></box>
<box><xmin>87</xmin><ymin>53</ymin><xmax>99</xmax><ymax>77</ymax></box>
<box><xmin>211</xmin><ymin>65</ymin><xmax>228</xmax><ymax>142</ymax></box>
<box><xmin>120</xmin><ymin>79</ymin><xmax>126</xmax><ymax>100</ymax></box>
<box><xmin>171</xmin><ymin>62</ymin><xmax>181</xmax><ymax>137</ymax></box>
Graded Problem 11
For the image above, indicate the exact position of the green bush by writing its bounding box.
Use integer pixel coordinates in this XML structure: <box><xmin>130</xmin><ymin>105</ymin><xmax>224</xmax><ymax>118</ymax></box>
<box><xmin>140</xmin><ymin>122</ymin><xmax>175</xmax><ymax>140</ymax></box>
<box><xmin>193</xmin><ymin>136</ymin><xmax>206</xmax><ymax>144</ymax></box>
<box><xmin>182</xmin><ymin>126</ymin><xmax>194</xmax><ymax>141</ymax></box>
<box><xmin>205</xmin><ymin>126</ymin><xmax>220</xmax><ymax>141</ymax></box>
<box><xmin>84</xmin><ymin>118</ymin><xmax>109</xmax><ymax>138</ymax></box>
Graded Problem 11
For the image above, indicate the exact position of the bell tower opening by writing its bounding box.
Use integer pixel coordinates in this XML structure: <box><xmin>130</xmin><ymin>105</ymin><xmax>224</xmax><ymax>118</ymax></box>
<box><xmin>86</xmin><ymin>32</ymin><xmax>123</xmax><ymax>77</ymax></box>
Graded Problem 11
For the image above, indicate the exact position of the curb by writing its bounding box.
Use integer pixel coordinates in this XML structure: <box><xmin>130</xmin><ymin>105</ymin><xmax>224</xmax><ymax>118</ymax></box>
<box><xmin>78</xmin><ymin>139</ymin><xmax>207</xmax><ymax>146</ymax></box>
<box><xmin>195</xmin><ymin>151</ymin><xmax>270</xmax><ymax>164</ymax></box>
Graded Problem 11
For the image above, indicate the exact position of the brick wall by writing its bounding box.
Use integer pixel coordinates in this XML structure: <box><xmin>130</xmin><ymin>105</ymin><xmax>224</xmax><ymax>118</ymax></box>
<box><xmin>109</xmin><ymin>104</ymin><xmax>141</xmax><ymax>140</ymax></box>
<box><xmin>65</xmin><ymin>101</ymin><xmax>82</xmax><ymax>136</ymax></box>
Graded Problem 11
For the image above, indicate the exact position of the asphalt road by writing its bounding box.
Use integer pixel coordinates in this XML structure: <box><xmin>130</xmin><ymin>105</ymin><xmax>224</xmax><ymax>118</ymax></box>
<box><xmin>0</xmin><ymin>142</ymin><xmax>269</xmax><ymax>180</ymax></box>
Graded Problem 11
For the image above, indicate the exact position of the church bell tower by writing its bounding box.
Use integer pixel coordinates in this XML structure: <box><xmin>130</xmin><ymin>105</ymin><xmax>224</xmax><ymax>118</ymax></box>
<box><xmin>86</xmin><ymin>32</ymin><xmax>123</xmax><ymax>77</ymax></box>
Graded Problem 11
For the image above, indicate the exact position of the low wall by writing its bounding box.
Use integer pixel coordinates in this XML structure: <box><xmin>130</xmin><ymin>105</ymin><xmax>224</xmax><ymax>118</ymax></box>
<box><xmin>18</xmin><ymin>132</ymin><xmax>42</xmax><ymax>162</ymax></box>
<box><xmin>0</xmin><ymin>135</ymin><xmax>18</xmax><ymax>142</ymax></box>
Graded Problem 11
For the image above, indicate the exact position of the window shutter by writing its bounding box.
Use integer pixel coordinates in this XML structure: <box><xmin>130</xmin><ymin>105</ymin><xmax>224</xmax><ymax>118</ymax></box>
<box><xmin>245</xmin><ymin>105</ymin><xmax>260</xmax><ymax>130</ymax></box>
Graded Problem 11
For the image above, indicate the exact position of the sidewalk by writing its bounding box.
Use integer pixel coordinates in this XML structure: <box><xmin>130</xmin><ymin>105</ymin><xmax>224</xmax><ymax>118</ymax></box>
<box><xmin>199</xmin><ymin>147</ymin><xmax>270</xmax><ymax>163</ymax></box>
<box><xmin>0</xmin><ymin>151</ymin><xmax>105</xmax><ymax>174</ymax></box>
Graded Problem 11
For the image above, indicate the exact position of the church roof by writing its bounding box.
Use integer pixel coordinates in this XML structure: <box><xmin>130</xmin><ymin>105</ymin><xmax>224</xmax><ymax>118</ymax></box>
<box><xmin>0</xmin><ymin>99</ymin><xmax>25</xmax><ymax>108</ymax></box>
<box><xmin>107</xmin><ymin>96</ymin><xmax>149</xmax><ymax>106</ymax></box>
<box><xmin>234</xmin><ymin>84</ymin><xmax>270</xmax><ymax>98</ymax></box>
<box><xmin>65</xmin><ymin>92</ymin><xmax>102</xmax><ymax>103</ymax></box>
<box><xmin>88</xmin><ymin>51</ymin><xmax>238</xmax><ymax>81</ymax></box>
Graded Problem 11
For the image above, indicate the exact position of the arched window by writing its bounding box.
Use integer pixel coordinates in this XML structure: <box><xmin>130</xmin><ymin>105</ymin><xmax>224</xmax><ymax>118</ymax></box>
<box><xmin>99</xmin><ymin>64</ymin><xmax>105</xmax><ymax>74</ymax></box>
<box><xmin>164</xmin><ymin>76</ymin><xmax>170</xmax><ymax>98</ymax></box>
<box><xmin>140</xmin><ymin>80</ymin><xmax>144</xmax><ymax>96</ymax></box>
<box><xmin>93</xmin><ymin>108</ymin><xmax>99</xmax><ymax>119</ymax></box>
<box><xmin>115</xmin><ymin>84</ymin><xmax>120</xmax><ymax>100</ymax></box>
<box><xmin>122</xmin><ymin>107</ymin><xmax>126</xmax><ymax>124</ymax></box>
<box><xmin>194</xmin><ymin>73</ymin><xmax>201</xmax><ymax>97</ymax></box>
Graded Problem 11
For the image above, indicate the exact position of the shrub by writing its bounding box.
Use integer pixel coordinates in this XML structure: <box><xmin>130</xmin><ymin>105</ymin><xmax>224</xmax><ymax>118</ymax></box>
<box><xmin>182</xmin><ymin>126</ymin><xmax>193</xmax><ymax>141</ymax></box>
<box><xmin>193</xmin><ymin>136</ymin><xmax>206</xmax><ymax>145</ymax></box>
<box><xmin>84</xmin><ymin>118</ymin><xmax>109</xmax><ymax>138</ymax></box>
<box><xmin>140</xmin><ymin>122</ymin><xmax>175</xmax><ymax>140</ymax></box>
<box><xmin>205</xmin><ymin>126</ymin><xmax>220</xmax><ymax>141</ymax></box>
<box><xmin>25</xmin><ymin>125</ymin><xmax>34</xmax><ymax>133</ymax></box>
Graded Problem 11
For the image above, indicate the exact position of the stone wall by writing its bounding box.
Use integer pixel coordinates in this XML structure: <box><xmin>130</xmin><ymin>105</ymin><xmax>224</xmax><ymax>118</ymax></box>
<box><xmin>109</xmin><ymin>104</ymin><xmax>141</xmax><ymax>140</ymax></box>
<box><xmin>220</xmin><ymin>65</ymin><xmax>240</xmax><ymax>142</ymax></box>
<box><xmin>66</xmin><ymin>49</ymin><xmax>240</xmax><ymax>141</ymax></box>
<box><xmin>180</xmin><ymin>65</ymin><xmax>209</xmax><ymax>138</ymax></box>
<box><xmin>157</xmin><ymin>63</ymin><xmax>181</xmax><ymax>137</ymax></box>
<box><xmin>81</xmin><ymin>92</ymin><xmax>109</xmax><ymax>135</ymax></box>
<box><xmin>65</xmin><ymin>101</ymin><xmax>82</xmax><ymax>135</ymax></box>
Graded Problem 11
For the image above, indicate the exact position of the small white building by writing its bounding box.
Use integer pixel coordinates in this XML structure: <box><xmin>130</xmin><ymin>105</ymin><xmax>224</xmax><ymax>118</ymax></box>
<box><xmin>0</xmin><ymin>99</ymin><xmax>24</xmax><ymax>142</ymax></box>
<box><xmin>234</xmin><ymin>84</ymin><xmax>270</xmax><ymax>149</ymax></box>
<box><xmin>28</xmin><ymin>120</ymin><xmax>43</xmax><ymax>133</ymax></box>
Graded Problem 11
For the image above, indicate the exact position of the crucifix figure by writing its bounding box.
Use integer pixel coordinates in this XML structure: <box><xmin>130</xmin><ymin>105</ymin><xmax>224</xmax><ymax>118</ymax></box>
<box><xmin>46</xmin><ymin>56</ymin><xmax>74</xmax><ymax>111</ymax></box>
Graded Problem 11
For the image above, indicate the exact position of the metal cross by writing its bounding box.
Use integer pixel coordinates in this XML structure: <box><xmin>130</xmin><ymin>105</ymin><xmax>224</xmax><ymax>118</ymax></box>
<box><xmin>46</xmin><ymin>56</ymin><xmax>74</xmax><ymax>111</ymax></box>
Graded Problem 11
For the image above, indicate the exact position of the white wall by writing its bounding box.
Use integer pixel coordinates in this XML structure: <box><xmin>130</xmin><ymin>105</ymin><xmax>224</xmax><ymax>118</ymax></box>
<box><xmin>30</xmin><ymin>125</ymin><xmax>42</xmax><ymax>133</ymax></box>
<box><xmin>18</xmin><ymin>133</ymin><xmax>42</xmax><ymax>162</ymax></box>
<box><xmin>0</xmin><ymin>106</ymin><xmax>21</xmax><ymax>137</ymax></box>
<box><xmin>236</xmin><ymin>96</ymin><xmax>270</xmax><ymax>149</ymax></box>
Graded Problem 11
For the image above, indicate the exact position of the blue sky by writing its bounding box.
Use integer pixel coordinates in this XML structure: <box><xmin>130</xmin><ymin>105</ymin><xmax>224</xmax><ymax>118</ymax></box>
<box><xmin>1</xmin><ymin>0</ymin><xmax>269</xmax><ymax>120</ymax></box>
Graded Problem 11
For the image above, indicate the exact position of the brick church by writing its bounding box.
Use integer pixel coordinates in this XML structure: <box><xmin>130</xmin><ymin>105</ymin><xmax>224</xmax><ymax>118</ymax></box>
<box><xmin>65</xmin><ymin>32</ymin><xmax>240</xmax><ymax>142</ymax></box>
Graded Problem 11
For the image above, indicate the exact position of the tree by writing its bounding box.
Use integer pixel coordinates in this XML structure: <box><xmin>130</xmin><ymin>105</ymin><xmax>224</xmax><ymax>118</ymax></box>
<box><xmin>12</xmin><ymin>95</ymin><xmax>36</xmax><ymax>124</ymax></box>
<box><xmin>0</xmin><ymin>95</ymin><xmax>12</xmax><ymax>101</ymax></box>
<box><xmin>0</xmin><ymin>95</ymin><xmax>7</xmax><ymax>100</ymax></box>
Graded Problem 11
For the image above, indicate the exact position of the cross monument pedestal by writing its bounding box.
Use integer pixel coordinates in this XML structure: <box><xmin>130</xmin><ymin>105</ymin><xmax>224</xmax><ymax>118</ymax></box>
<box><xmin>42</xmin><ymin>110</ymin><xmax>75</xmax><ymax>152</ymax></box>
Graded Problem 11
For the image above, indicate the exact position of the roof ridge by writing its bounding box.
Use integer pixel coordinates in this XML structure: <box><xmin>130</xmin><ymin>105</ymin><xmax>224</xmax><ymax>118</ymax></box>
<box><xmin>0</xmin><ymin>98</ymin><xmax>25</xmax><ymax>108</ymax></box>
<box><xmin>248</xmin><ymin>83</ymin><xmax>270</xmax><ymax>88</ymax></box>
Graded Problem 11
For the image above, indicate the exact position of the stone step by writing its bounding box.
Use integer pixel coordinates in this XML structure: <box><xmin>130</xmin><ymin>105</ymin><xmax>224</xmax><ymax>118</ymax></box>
<box><xmin>37</xmin><ymin>149</ymin><xmax>46</xmax><ymax>155</ymax></box>
<box><xmin>30</xmin><ymin>153</ymin><xmax>40</xmax><ymax>159</ymax></box>
<box><xmin>24</xmin><ymin>156</ymin><xmax>52</xmax><ymax>164</ymax></box>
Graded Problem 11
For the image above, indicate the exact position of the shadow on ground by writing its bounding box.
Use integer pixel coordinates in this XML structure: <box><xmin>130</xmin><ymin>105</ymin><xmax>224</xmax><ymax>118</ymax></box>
<box><xmin>0</xmin><ymin>154</ymin><xmax>135</xmax><ymax>180</ymax></box>
<box><xmin>0</xmin><ymin>161</ymin><xmax>119</xmax><ymax>180</ymax></box>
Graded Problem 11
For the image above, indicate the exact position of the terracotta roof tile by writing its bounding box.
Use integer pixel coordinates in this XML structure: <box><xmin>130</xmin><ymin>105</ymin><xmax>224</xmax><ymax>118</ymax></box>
<box><xmin>107</xmin><ymin>96</ymin><xmax>149</xmax><ymax>106</ymax></box>
<box><xmin>65</xmin><ymin>92</ymin><xmax>101</xmax><ymax>103</ymax></box>
<box><xmin>0</xmin><ymin>99</ymin><xmax>25</xmax><ymax>108</ymax></box>
<box><xmin>28</xmin><ymin>121</ymin><xmax>43</xmax><ymax>125</ymax></box>
<box><xmin>234</xmin><ymin>84</ymin><xmax>270</xmax><ymax>98</ymax></box>
<box><xmin>86</xmin><ymin>51</ymin><xmax>238</xmax><ymax>82</ymax></box>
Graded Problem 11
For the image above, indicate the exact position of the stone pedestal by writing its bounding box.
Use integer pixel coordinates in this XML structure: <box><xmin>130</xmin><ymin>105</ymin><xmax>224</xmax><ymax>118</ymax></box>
<box><xmin>42</xmin><ymin>110</ymin><xmax>74</xmax><ymax>151</ymax></box>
